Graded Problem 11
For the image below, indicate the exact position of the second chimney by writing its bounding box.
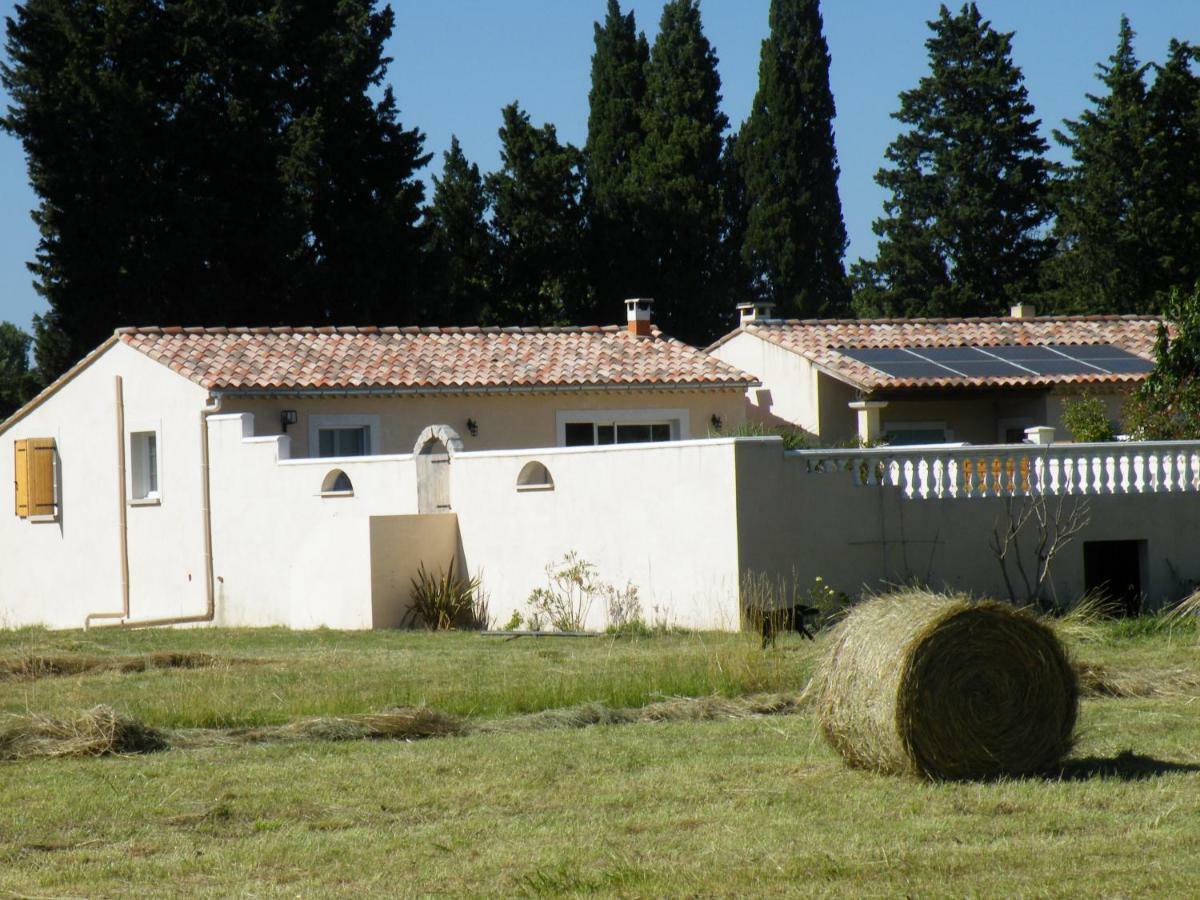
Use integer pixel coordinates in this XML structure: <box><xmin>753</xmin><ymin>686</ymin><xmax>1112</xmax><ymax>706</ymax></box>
<box><xmin>737</xmin><ymin>300</ymin><xmax>777</xmax><ymax>325</ymax></box>
<box><xmin>625</xmin><ymin>297</ymin><xmax>654</xmax><ymax>337</ymax></box>
<box><xmin>1010</xmin><ymin>302</ymin><xmax>1037</xmax><ymax>319</ymax></box>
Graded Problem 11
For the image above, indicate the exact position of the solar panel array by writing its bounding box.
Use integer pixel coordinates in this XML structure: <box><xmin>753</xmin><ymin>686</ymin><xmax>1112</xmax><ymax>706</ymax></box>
<box><xmin>838</xmin><ymin>344</ymin><xmax>1153</xmax><ymax>380</ymax></box>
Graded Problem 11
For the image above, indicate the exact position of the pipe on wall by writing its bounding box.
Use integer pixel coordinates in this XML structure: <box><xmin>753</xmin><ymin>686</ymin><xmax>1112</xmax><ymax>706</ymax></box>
<box><xmin>86</xmin><ymin>394</ymin><xmax>222</xmax><ymax>629</ymax></box>
<box><xmin>84</xmin><ymin>376</ymin><xmax>131</xmax><ymax>628</ymax></box>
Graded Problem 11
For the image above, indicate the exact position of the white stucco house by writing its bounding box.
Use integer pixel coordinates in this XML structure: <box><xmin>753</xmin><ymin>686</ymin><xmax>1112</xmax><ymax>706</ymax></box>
<box><xmin>709</xmin><ymin>302</ymin><xmax>1162</xmax><ymax>446</ymax></box>
<box><xmin>1</xmin><ymin>300</ymin><xmax>761</xmax><ymax>630</ymax></box>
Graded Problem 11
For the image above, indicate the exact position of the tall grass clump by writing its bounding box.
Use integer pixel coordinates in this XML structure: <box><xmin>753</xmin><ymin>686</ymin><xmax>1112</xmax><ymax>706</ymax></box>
<box><xmin>816</xmin><ymin>590</ymin><xmax>1078</xmax><ymax>780</ymax></box>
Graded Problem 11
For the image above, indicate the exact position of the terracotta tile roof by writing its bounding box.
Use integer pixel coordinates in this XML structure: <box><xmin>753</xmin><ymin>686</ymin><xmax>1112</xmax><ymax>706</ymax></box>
<box><xmin>712</xmin><ymin>315</ymin><xmax>1164</xmax><ymax>391</ymax></box>
<box><xmin>117</xmin><ymin>325</ymin><xmax>757</xmax><ymax>393</ymax></box>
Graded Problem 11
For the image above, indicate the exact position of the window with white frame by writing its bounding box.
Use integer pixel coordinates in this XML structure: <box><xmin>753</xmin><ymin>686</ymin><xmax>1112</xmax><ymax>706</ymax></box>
<box><xmin>130</xmin><ymin>431</ymin><xmax>160</xmax><ymax>500</ymax></box>
<box><xmin>308</xmin><ymin>414</ymin><xmax>381</xmax><ymax>458</ymax></box>
<box><xmin>556</xmin><ymin>409</ymin><xmax>688</xmax><ymax>447</ymax></box>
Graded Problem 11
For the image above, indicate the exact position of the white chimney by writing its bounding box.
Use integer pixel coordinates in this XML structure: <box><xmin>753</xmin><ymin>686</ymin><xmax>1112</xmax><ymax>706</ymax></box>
<box><xmin>625</xmin><ymin>298</ymin><xmax>654</xmax><ymax>337</ymax></box>
<box><xmin>1010</xmin><ymin>302</ymin><xmax>1037</xmax><ymax>319</ymax></box>
<box><xmin>737</xmin><ymin>301</ymin><xmax>777</xmax><ymax>325</ymax></box>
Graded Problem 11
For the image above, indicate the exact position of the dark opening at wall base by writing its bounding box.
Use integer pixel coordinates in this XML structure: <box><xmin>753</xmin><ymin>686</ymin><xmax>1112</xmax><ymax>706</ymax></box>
<box><xmin>1083</xmin><ymin>540</ymin><xmax>1146</xmax><ymax>617</ymax></box>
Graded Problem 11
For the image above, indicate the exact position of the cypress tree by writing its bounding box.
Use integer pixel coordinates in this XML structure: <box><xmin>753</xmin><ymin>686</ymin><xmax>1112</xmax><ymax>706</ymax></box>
<box><xmin>738</xmin><ymin>0</ymin><xmax>850</xmax><ymax>318</ymax></box>
<box><xmin>584</xmin><ymin>0</ymin><xmax>650</xmax><ymax>319</ymax></box>
<box><xmin>852</xmin><ymin>4</ymin><xmax>1054</xmax><ymax>319</ymax></box>
<box><xmin>1</xmin><ymin>0</ymin><xmax>429</xmax><ymax>379</ymax></box>
<box><xmin>425</xmin><ymin>137</ymin><xmax>493</xmax><ymax>326</ymax></box>
<box><xmin>632</xmin><ymin>0</ymin><xmax>729</xmax><ymax>343</ymax></box>
<box><xmin>486</xmin><ymin>103</ymin><xmax>587</xmax><ymax>326</ymax></box>
<box><xmin>1145</xmin><ymin>39</ymin><xmax>1200</xmax><ymax>302</ymax></box>
<box><xmin>0</xmin><ymin>322</ymin><xmax>34</xmax><ymax>420</ymax></box>
<box><xmin>1047</xmin><ymin>17</ymin><xmax>1156</xmax><ymax>314</ymax></box>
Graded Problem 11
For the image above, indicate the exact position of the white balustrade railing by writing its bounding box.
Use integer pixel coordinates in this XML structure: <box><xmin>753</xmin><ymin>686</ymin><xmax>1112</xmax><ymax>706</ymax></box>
<box><xmin>788</xmin><ymin>440</ymin><xmax>1200</xmax><ymax>500</ymax></box>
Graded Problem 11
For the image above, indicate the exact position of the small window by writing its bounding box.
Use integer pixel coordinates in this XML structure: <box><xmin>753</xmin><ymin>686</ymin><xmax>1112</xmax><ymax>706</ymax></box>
<box><xmin>318</xmin><ymin>426</ymin><xmax>369</xmax><ymax>458</ymax></box>
<box><xmin>563</xmin><ymin>421</ymin><xmax>674</xmax><ymax>446</ymax></box>
<box><xmin>516</xmin><ymin>461</ymin><xmax>554</xmax><ymax>491</ymax></box>
<box><xmin>13</xmin><ymin>438</ymin><xmax>57</xmax><ymax>519</ymax></box>
<box><xmin>320</xmin><ymin>469</ymin><xmax>354</xmax><ymax>496</ymax></box>
<box><xmin>131</xmin><ymin>432</ymin><xmax>159</xmax><ymax>501</ymax></box>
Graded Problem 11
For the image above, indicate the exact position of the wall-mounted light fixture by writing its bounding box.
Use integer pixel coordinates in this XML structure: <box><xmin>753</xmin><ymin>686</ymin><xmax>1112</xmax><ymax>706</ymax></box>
<box><xmin>710</xmin><ymin>414</ymin><xmax>723</xmax><ymax>431</ymax></box>
<box><xmin>281</xmin><ymin>409</ymin><xmax>298</xmax><ymax>433</ymax></box>
<box><xmin>466</xmin><ymin>418</ymin><xmax>479</xmax><ymax>437</ymax></box>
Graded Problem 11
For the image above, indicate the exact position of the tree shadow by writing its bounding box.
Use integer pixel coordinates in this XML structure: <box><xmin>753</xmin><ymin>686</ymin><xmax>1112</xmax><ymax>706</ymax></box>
<box><xmin>1055</xmin><ymin>750</ymin><xmax>1200</xmax><ymax>782</ymax></box>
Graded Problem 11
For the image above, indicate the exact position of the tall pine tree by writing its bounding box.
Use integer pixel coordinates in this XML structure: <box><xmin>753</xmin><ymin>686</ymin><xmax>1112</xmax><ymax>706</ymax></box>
<box><xmin>584</xmin><ymin>0</ymin><xmax>650</xmax><ymax>321</ymax></box>
<box><xmin>2</xmin><ymin>0</ymin><xmax>429</xmax><ymax>379</ymax></box>
<box><xmin>486</xmin><ymin>103</ymin><xmax>587</xmax><ymax>325</ymax></box>
<box><xmin>631</xmin><ymin>0</ymin><xmax>729</xmax><ymax>343</ymax></box>
<box><xmin>1047</xmin><ymin>18</ymin><xmax>1156</xmax><ymax>314</ymax></box>
<box><xmin>0</xmin><ymin>322</ymin><xmax>34</xmax><ymax>420</ymax></box>
<box><xmin>852</xmin><ymin>4</ymin><xmax>1053</xmax><ymax>319</ymax></box>
<box><xmin>425</xmin><ymin>137</ymin><xmax>493</xmax><ymax>326</ymax></box>
<box><xmin>737</xmin><ymin>0</ymin><xmax>850</xmax><ymax>318</ymax></box>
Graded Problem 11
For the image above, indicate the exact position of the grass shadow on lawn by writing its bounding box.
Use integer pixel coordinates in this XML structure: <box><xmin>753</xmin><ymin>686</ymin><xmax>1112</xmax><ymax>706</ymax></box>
<box><xmin>1056</xmin><ymin>750</ymin><xmax>1200</xmax><ymax>782</ymax></box>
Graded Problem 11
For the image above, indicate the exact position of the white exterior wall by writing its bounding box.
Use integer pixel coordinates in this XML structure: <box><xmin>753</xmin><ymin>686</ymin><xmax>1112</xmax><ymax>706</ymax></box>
<box><xmin>205</xmin><ymin>413</ymin><xmax>420</xmax><ymax>628</ymax></box>
<box><xmin>710</xmin><ymin>332</ymin><xmax>821</xmax><ymax>438</ymax></box>
<box><xmin>0</xmin><ymin>342</ymin><xmax>210</xmax><ymax>628</ymax></box>
<box><xmin>450</xmin><ymin>440</ymin><xmax>744</xmax><ymax>630</ymax></box>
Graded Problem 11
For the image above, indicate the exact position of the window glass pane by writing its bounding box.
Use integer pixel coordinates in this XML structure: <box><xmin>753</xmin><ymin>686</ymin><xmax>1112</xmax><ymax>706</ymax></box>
<box><xmin>318</xmin><ymin>427</ymin><xmax>369</xmax><ymax>457</ymax></box>
<box><xmin>650</xmin><ymin>423</ymin><xmax>671</xmax><ymax>442</ymax></box>
<box><xmin>147</xmin><ymin>434</ymin><xmax>158</xmax><ymax>493</ymax></box>
<box><xmin>616</xmin><ymin>424</ymin><xmax>653</xmax><ymax>443</ymax></box>
<box><xmin>596</xmin><ymin>425</ymin><xmax>616</xmax><ymax>445</ymax></box>
<box><xmin>564</xmin><ymin>423</ymin><xmax>595</xmax><ymax>447</ymax></box>
<box><xmin>885</xmin><ymin>428</ymin><xmax>946</xmax><ymax>446</ymax></box>
<box><xmin>131</xmin><ymin>431</ymin><xmax>159</xmax><ymax>499</ymax></box>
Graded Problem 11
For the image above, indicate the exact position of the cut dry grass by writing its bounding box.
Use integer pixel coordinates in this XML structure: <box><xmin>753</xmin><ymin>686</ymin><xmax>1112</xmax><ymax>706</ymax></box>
<box><xmin>0</xmin><ymin>705</ymin><xmax>168</xmax><ymax>760</ymax></box>
<box><xmin>816</xmin><ymin>590</ymin><xmax>1078</xmax><ymax>780</ymax></box>
<box><xmin>1075</xmin><ymin>661</ymin><xmax>1200</xmax><ymax>698</ymax></box>
<box><xmin>0</xmin><ymin>651</ymin><xmax>252</xmax><ymax>681</ymax></box>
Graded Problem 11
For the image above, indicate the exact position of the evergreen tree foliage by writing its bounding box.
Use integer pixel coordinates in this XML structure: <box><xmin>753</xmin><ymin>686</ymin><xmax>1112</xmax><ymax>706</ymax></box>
<box><xmin>852</xmin><ymin>4</ymin><xmax>1053</xmax><ymax>318</ymax></box>
<box><xmin>737</xmin><ymin>0</ymin><xmax>849</xmax><ymax>318</ymax></box>
<box><xmin>1125</xmin><ymin>284</ymin><xmax>1200</xmax><ymax>439</ymax></box>
<box><xmin>631</xmin><ymin>0</ymin><xmax>730</xmax><ymax>343</ymax></box>
<box><xmin>1048</xmin><ymin>18</ymin><xmax>1157</xmax><ymax>314</ymax></box>
<box><xmin>486</xmin><ymin>103</ymin><xmax>587</xmax><ymax>325</ymax></box>
<box><xmin>584</xmin><ymin>0</ymin><xmax>651</xmax><ymax>320</ymax></box>
<box><xmin>1</xmin><ymin>0</ymin><xmax>429</xmax><ymax>380</ymax></box>
<box><xmin>0</xmin><ymin>322</ymin><xmax>35</xmax><ymax>420</ymax></box>
<box><xmin>425</xmin><ymin>137</ymin><xmax>493</xmax><ymax>326</ymax></box>
<box><xmin>1145</xmin><ymin>39</ymin><xmax>1200</xmax><ymax>303</ymax></box>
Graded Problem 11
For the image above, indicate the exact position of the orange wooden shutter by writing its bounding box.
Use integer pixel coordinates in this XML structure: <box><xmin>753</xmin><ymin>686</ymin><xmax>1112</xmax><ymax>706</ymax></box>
<box><xmin>13</xmin><ymin>439</ymin><xmax>29</xmax><ymax>517</ymax></box>
<box><xmin>26</xmin><ymin>438</ymin><xmax>56</xmax><ymax>517</ymax></box>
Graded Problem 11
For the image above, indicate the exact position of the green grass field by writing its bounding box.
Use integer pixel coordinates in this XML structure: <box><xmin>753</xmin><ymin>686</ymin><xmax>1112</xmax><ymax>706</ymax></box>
<box><xmin>1</xmin><ymin>620</ymin><xmax>1198</xmax><ymax>897</ymax></box>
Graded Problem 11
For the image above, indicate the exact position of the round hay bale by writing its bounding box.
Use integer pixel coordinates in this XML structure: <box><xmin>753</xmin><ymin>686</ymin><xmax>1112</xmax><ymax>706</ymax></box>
<box><xmin>815</xmin><ymin>591</ymin><xmax>1078</xmax><ymax>780</ymax></box>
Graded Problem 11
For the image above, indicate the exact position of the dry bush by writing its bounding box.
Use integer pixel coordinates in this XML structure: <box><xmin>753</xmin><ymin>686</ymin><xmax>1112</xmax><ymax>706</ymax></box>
<box><xmin>815</xmin><ymin>590</ymin><xmax>1078</xmax><ymax>780</ymax></box>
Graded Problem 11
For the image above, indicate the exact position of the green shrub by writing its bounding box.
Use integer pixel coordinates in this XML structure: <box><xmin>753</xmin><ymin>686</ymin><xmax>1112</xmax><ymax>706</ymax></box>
<box><xmin>1062</xmin><ymin>393</ymin><xmax>1115</xmax><ymax>442</ymax></box>
<box><xmin>406</xmin><ymin>558</ymin><xmax>483</xmax><ymax>630</ymax></box>
<box><xmin>715</xmin><ymin>420</ymin><xmax>811</xmax><ymax>450</ymax></box>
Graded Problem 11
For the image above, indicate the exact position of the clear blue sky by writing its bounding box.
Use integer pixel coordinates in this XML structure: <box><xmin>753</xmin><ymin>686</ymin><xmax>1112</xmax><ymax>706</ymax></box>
<box><xmin>2</xmin><ymin>0</ymin><xmax>1199</xmax><ymax>332</ymax></box>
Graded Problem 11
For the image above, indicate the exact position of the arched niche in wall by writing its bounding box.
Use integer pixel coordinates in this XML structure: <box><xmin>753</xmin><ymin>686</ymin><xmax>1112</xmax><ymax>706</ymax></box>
<box><xmin>516</xmin><ymin>461</ymin><xmax>554</xmax><ymax>491</ymax></box>
<box><xmin>320</xmin><ymin>469</ymin><xmax>354</xmax><ymax>496</ymax></box>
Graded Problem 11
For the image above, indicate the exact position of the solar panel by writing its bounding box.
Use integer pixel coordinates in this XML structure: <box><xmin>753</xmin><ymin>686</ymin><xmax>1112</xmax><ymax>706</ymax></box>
<box><xmin>917</xmin><ymin>347</ymin><xmax>991</xmax><ymax>364</ymax></box>
<box><xmin>985</xmin><ymin>345</ymin><xmax>1064</xmax><ymax>362</ymax></box>
<box><xmin>1020</xmin><ymin>359</ymin><xmax>1102</xmax><ymax>376</ymax></box>
<box><xmin>836</xmin><ymin>342</ymin><xmax>1154</xmax><ymax>381</ymax></box>
<box><xmin>1089</xmin><ymin>357</ymin><xmax>1154</xmax><ymax>374</ymax></box>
